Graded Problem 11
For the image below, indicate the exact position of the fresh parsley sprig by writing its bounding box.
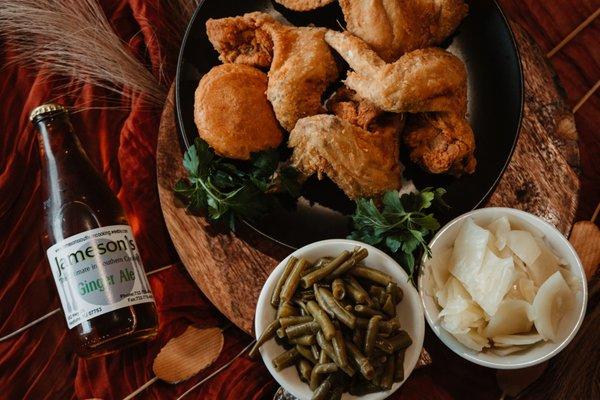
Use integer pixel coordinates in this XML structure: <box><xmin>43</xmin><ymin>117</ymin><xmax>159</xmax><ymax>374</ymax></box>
<box><xmin>348</xmin><ymin>188</ymin><xmax>447</xmax><ymax>279</ymax></box>
<box><xmin>174</xmin><ymin>138</ymin><xmax>300</xmax><ymax>230</ymax></box>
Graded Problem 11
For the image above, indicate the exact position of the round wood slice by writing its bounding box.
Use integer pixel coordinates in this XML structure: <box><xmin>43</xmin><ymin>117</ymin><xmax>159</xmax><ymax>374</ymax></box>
<box><xmin>156</xmin><ymin>22</ymin><xmax>580</xmax><ymax>336</ymax></box>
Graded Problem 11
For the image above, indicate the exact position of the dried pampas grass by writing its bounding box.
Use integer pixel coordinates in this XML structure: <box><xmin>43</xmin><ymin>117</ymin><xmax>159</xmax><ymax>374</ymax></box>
<box><xmin>0</xmin><ymin>0</ymin><xmax>195</xmax><ymax>108</ymax></box>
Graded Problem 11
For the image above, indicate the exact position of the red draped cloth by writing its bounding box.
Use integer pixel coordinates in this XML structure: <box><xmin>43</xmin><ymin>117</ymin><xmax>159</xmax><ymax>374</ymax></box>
<box><xmin>1</xmin><ymin>1</ymin><xmax>577</xmax><ymax>399</ymax></box>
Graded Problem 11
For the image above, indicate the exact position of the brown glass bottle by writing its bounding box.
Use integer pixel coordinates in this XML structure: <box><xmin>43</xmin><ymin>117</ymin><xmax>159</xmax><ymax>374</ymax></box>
<box><xmin>32</xmin><ymin>103</ymin><xmax>158</xmax><ymax>358</ymax></box>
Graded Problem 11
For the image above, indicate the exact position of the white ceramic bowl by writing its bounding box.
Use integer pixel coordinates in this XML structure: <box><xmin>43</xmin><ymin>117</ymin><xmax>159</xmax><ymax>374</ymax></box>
<box><xmin>255</xmin><ymin>239</ymin><xmax>425</xmax><ymax>400</ymax></box>
<box><xmin>418</xmin><ymin>207</ymin><xmax>587</xmax><ymax>369</ymax></box>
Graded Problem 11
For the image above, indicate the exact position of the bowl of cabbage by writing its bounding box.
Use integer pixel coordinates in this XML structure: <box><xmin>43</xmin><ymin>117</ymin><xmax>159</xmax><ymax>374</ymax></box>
<box><xmin>418</xmin><ymin>208</ymin><xmax>587</xmax><ymax>369</ymax></box>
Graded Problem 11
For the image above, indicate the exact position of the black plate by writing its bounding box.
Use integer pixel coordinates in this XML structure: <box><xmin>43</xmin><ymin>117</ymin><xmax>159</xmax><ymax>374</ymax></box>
<box><xmin>175</xmin><ymin>0</ymin><xmax>523</xmax><ymax>249</ymax></box>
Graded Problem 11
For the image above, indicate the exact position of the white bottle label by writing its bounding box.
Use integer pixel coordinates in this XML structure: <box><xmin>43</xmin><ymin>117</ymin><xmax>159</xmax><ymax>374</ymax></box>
<box><xmin>46</xmin><ymin>225</ymin><xmax>155</xmax><ymax>329</ymax></box>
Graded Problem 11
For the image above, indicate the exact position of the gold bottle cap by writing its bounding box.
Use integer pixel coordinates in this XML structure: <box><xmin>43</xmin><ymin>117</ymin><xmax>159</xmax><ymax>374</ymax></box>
<box><xmin>29</xmin><ymin>103</ymin><xmax>68</xmax><ymax>122</ymax></box>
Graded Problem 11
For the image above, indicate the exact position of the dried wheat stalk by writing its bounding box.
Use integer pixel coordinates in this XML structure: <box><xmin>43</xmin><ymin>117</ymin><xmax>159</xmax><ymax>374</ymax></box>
<box><xmin>0</xmin><ymin>0</ymin><xmax>193</xmax><ymax>108</ymax></box>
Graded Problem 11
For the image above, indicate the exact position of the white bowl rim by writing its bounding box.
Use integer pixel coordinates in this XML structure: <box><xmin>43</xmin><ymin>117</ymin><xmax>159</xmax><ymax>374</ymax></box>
<box><xmin>418</xmin><ymin>207</ymin><xmax>588</xmax><ymax>369</ymax></box>
<box><xmin>255</xmin><ymin>238</ymin><xmax>425</xmax><ymax>400</ymax></box>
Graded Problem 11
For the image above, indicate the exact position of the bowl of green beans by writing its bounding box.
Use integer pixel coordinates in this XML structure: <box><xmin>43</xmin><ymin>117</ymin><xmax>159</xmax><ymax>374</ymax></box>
<box><xmin>252</xmin><ymin>239</ymin><xmax>425</xmax><ymax>400</ymax></box>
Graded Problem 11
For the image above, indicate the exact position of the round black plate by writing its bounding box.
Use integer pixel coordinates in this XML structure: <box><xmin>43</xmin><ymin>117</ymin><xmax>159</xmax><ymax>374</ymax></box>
<box><xmin>175</xmin><ymin>0</ymin><xmax>523</xmax><ymax>250</ymax></box>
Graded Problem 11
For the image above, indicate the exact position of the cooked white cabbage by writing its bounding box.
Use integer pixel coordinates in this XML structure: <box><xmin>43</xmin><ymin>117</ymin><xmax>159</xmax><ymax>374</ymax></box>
<box><xmin>439</xmin><ymin>278</ymin><xmax>485</xmax><ymax>333</ymax></box>
<box><xmin>527</xmin><ymin>237</ymin><xmax>560</xmax><ymax>286</ymax></box>
<box><xmin>491</xmin><ymin>346</ymin><xmax>528</xmax><ymax>356</ymax></box>
<box><xmin>453</xmin><ymin>329</ymin><xmax>490</xmax><ymax>352</ymax></box>
<box><xmin>532</xmin><ymin>271</ymin><xmax>574</xmax><ymax>341</ymax></box>
<box><xmin>429</xmin><ymin>247</ymin><xmax>453</xmax><ymax>291</ymax></box>
<box><xmin>493</xmin><ymin>333</ymin><xmax>543</xmax><ymax>346</ymax></box>
<box><xmin>484</xmin><ymin>299</ymin><xmax>533</xmax><ymax>337</ymax></box>
<box><xmin>507</xmin><ymin>230</ymin><xmax>541</xmax><ymax>266</ymax></box>
<box><xmin>450</xmin><ymin>218</ymin><xmax>490</xmax><ymax>290</ymax></box>
<box><xmin>487</xmin><ymin>216</ymin><xmax>511</xmax><ymax>250</ymax></box>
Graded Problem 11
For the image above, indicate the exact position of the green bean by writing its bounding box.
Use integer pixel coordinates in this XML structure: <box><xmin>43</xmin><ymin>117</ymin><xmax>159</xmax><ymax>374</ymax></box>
<box><xmin>277</xmin><ymin>301</ymin><xmax>298</xmax><ymax>319</ymax></box>
<box><xmin>295</xmin><ymin>289</ymin><xmax>316</xmax><ymax>302</ymax></box>
<box><xmin>280</xmin><ymin>258</ymin><xmax>308</xmax><ymax>303</ymax></box>
<box><xmin>371</xmin><ymin>364</ymin><xmax>384</xmax><ymax>387</ymax></box>
<box><xmin>380</xmin><ymin>354</ymin><xmax>395</xmax><ymax>390</ymax></box>
<box><xmin>388</xmin><ymin>330</ymin><xmax>412</xmax><ymax>351</ymax></box>
<box><xmin>310</xmin><ymin>344</ymin><xmax>320</xmax><ymax>361</ymax></box>
<box><xmin>369</xmin><ymin>353</ymin><xmax>388</xmax><ymax>367</ymax></box>
<box><xmin>289</xmin><ymin>334</ymin><xmax>317</xmax><ymax>346</ymax></box>
<box><xmin>316</xmin><ymin>331</ymin><xmax>356</xmax><ymax>376</ymax></box>
<box><xmin>313</xmin><ymin>363</ymin><xmax>339</xmax><ymax>374</ymax></box>
<box><xmin>344</xmin><ymin>304</ymin><xmax>353</xmax><ymax>312</ymax></box>
<box><xmin>371</xmin><ymin>296</ymin><xmax>381</xmax><ymax>310</ymax></box>
<box><xmin>394</xmin><ymin>348</ymin><xmax>406</xmax><ymax>382</ymax></box>
<box><xmin>330</xmin><ymin>247</ymin><xmax>369</xmax><ymax>278</ymax></box>
<box><xmin>309</xmin><ymin>365</ymin><xmax>323</xmax><ymax>390</ymax></box>
<box><xmin>374</xmin><ymin>337</ymin><xmax>394</xmax><ymax>354</ymax></box>
<box><xmin>301</xmin><ymin>251</ymin><xmax>351</xmax><ymax>288</ymax></box>
<box><xmin>279</xmin><ymin>315</ymin><xmax>312</xmax><ymax>329</ymax></box>
<box><xmin>271</xmin><ymin>256</ymin><xmax>298</xmax><ymax>306</ymax></box>
<box><xmin>332</xmin><ymin>330</ymin><xmax>349</xmax><ymax>368</ymax></box>
<box><xmin>273</xmin><ymin>348</ymin><xmax>300</xmax><ymax>371</ymax></box>
<box><xmin>318</xmin><ymin>348</ymin><xmax>330</xmax><ymax>364</ymax></box>
<box><xmin>364</xmin><ymin>315</ymin><xmax>382</xmax><ymax>356</ymax></box>
<box><xmin>296</xmin><ymin>344</ymin><xmax>317</xmax><ymax>364</ymax></box>
<box><xmin>297</xmin><ymin>359</ymin><xmax>313</xmax><ymax>382</ymax></box>
<box><xmin>382</xmin><ymin>294</ymin><xmax>396</xmax><ymax>317</ymax></box>
<box><xmin>312</xmin><ymin>373</ymin><xmax>335</xmax><ymax>400</ymax></box>
<box><xmin>354</xmin><ymin>304</ymin><xmax>384</xmax><ymax>318</ymax></box>
<box><xmin>369</xmin><ymin>285</ymin><xmax>385</xmax><ymax>302</ymax></box>
<box><xmin>314</xmin><ymin>284</ymin><xmax>334</xmax><ymax>318</ymax></box>
<box><xmin>328</xmin><ymin>385</ymin><xmax>344</xmax><ymax>400</ymax></box>
<box><xmin>386</xmin><ymin>282</ymin><xmax>403</xmax><ymax>304</ymax></box>
<box><xmin>332</xmin><ymin>279</ymin><xmax>345</xmax><ymax>300</ymax></box>
<box><xmin>349</xmin><ymin>377</ymin><xmax>381</xmax><ymax>396</ymax></box>
<box><xmin>350</xmin><ymin>266</ymin><xmax>393</xmax><ymax>286</ymax></box>
<box><xmin>318</xmin><ymin>287</ymin><xmax>357</xmax><ymax>329</ymax></box>
<box><xmin>276</xmin><ymin>327</ymin><xmax>286</xmax><ymax>339</ymax></box>
<box><xmin>344</xmin><ymin>276</ymin><xmax>371</xmax><ymax>304</ymax></box>
<box><xmin>249</xmin><ymin>319</ymin><xmax>280</xmax><ymax>358</ymax></box>
<box><xmin>306</xmin><ymin>300</ymin><xmax>336</xmax><ymax>340</ymax></box>
<box><xmin>383</xmin><ymin>318</ymin><xmax>401</xmax><ymax>334</ymax></box>
<box><xmin>286</xmin><ymin>321</ymin><xmax>320</xmax><ymax>338</ymax></box>
<box><xmin>346</xmin><ymin>341</ymin><xmax>375</xmax><ymax>380</ymax></box>
<box><xmin>352</xmin><ymin>328</ymin><xmax>364</xmax><ymax>349</ymax></box>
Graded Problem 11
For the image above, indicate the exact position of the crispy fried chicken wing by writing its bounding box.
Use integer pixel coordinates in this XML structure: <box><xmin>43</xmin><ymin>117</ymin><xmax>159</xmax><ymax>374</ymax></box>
<box><xmin>207</xmin><ymin>13</ymin><xmax>339</xmax><ymax>131</ymax></box>
<box><xmin>206</xmin><ymin>12</ymin><xmax>277</xmax><ymax>68</ymax></box>
<box><xmin>327</xmin><ymin>87</ymin><xmax>405</xmax><ymax>137</ymax></box>
<box><xmin>275</xmin><ymin>0</ymin><xmax>336</xmax><ymax>11</ymax></box>
<box><xmin>265</xmin><ymin>25</ymin><xmax>339</xmax><ymax>131</ymax></box>
<box><xmin>403</xmin><ymin>112</ymin><xmax>476</xmax><ymax>176</ymax></box>
<box><xmin>325</xmin><ymin>31</ymin><xmax>468</xmax><ymax>115</ymax></box>
<box><xmin>289</xmin><ymin>114</ymin><xmax>402</xmax><ymax>199</ymax></box>
<box><xmin>339</xmin><ymin>0</ymin><xmax>468</xmax><ymax>62</ymax></box>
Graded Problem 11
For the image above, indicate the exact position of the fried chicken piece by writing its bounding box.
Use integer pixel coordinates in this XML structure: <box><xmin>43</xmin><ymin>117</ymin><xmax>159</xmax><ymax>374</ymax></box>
<box><xmin>265</xmin><ymin>25</ymin><xmax>339</xmax><ymax>131</ymax></box>
<box><xmin>339</xmin><ymin>0</ymin><xmax>468</xmax><ymax>62</ymax></box>
<box><xmin>207</xmin><ymin>13</ymin><xmax>339</xmax><ymax>131</ymax></box>
<box><xmin>325</xmin><ymin>31</ymin><xmax>468</xmax><ymax>115</ymax></box>
<box><xmin>206</xmin><ymin>12</ymin><xmax>277</xmax><ymax>68</ymax></box>
<box><xmin>194</xmin><ymin>64</ymin><xmax>283</xmax><ymax>160</ymax></box>
<box><xmin>403</xmin><ymin>112</ymin><xmax>476</xmax><ymax>176</ymax></box>
<box><xmin>327</xmin><ymin>87</ymin><xmax>405</xmax><ymax>137</ymax></box>
<box><xmin>275</xmin><ymin>0</ymin><xmax>336</xmax><ymax>11</ymax></box>
<box><xmin>289</xmin><ymin>114</ymin><xmax>402</xmax><ymax>199</ymax></box>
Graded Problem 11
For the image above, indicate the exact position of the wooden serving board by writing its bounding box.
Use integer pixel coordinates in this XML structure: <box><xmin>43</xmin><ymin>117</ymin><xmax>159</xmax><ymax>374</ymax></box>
<box><xmin>156</xmin><ymin>22</ymin><xmax>580</xmax><ymax>336</ymax></box>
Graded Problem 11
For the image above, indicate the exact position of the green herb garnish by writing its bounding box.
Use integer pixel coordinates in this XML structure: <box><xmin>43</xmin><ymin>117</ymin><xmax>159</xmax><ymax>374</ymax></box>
<box><xmin>348</xmin><ymin>188</ymin><xmax>447</xmax><ymax>279</ymax></box>
<box><xmin>174</xmin><ymin>138</ymin><xmax>300</xmax><ymax>230</ymax></box>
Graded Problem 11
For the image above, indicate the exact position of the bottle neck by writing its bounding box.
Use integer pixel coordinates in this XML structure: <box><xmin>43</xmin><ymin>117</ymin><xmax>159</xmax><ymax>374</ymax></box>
<box><xmin>36</xmin><ymin>113</ymin><xmax>86</xmax><ymax>168</ymax></box>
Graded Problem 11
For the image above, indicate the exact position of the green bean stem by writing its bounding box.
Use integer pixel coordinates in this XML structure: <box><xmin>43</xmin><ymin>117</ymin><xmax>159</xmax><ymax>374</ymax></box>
<box><xmin>249</xmin><ymin>319</ymin><xmax>280</xmax><ymax>358</ymax></box>
<box><xmin>330</xmin><ymin>247</ymin><xmax>369</xmax><ymax>278</ymax></box>
<box><xmin>271</xmin><ymin>256</ymin><xmax>298</xmax><ymax>306</ymax></box>
<box><xmin>332</xmin><ymin>279</ymin><xmax>345</xmax><ymax>300</ymax></box>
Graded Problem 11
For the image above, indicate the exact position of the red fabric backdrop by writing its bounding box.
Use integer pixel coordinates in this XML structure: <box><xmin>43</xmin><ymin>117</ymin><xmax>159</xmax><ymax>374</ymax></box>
<box><xmin>0</xmin><ymin>1</ymin><xmax>597</xmax><ymax>400</ymax></box>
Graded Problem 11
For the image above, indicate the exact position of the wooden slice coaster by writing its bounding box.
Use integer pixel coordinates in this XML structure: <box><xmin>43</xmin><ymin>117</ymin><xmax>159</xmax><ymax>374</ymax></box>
<box><xmin>156</xmin><ymin>22</ymin><xmax>579</xmax><ymax>336</ymax></box>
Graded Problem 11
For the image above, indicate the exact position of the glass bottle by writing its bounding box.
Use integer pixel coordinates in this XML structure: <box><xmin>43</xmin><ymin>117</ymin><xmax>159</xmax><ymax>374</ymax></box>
<box><xmin>32</xmin><ymin>103</ymin><xmax>158</xmax><ymax>358</ymax></box>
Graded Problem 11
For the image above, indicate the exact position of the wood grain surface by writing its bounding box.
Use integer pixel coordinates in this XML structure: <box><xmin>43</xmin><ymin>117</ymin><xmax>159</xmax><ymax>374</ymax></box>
<box><xmin>157</xmin><ymin>20</ymin><xmax>580</xmax><ymax>336</ymax></box>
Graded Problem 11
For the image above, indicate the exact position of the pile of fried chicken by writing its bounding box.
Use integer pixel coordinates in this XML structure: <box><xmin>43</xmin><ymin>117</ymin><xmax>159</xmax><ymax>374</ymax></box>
<box><xmin>194</xmin><ymin>0</ymin><xmax>476</xmax><ymax>200</ymax></box>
